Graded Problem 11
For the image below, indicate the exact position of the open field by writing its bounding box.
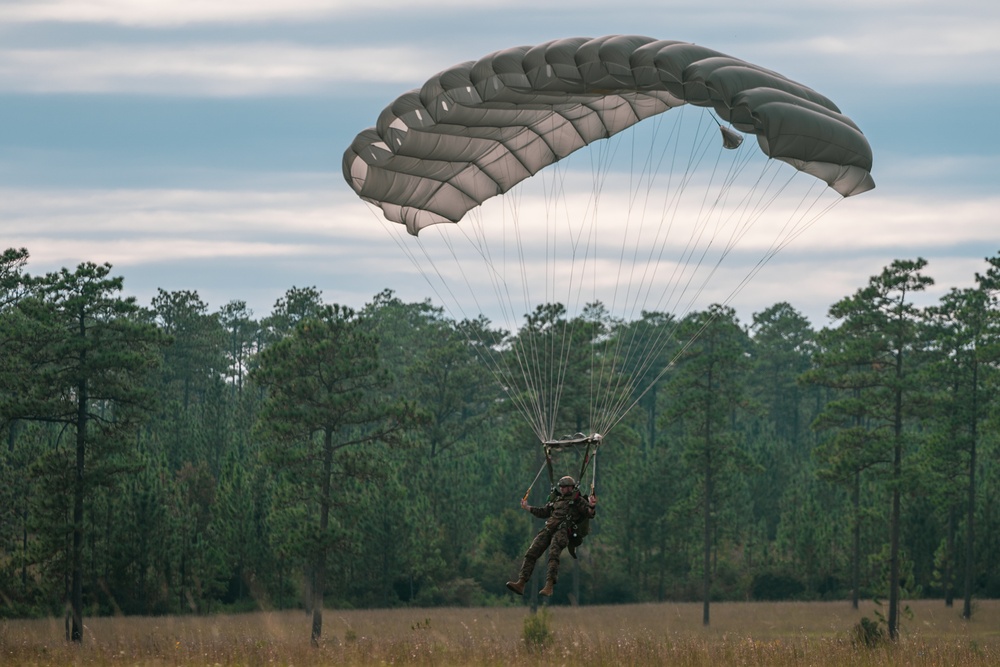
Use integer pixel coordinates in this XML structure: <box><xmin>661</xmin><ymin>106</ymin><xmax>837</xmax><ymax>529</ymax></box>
<box><xmin>2</xmin><ymin>599</ymin><xmax>999</xmax><ymax>666</ymax></box>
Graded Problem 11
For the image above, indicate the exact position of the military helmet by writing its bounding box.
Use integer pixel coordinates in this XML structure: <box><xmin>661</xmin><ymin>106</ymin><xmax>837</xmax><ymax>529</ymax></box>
<box><xmin>558</xmin><ymin>475</ymin><xmax>576</xmax><ymax>487</ymax></box>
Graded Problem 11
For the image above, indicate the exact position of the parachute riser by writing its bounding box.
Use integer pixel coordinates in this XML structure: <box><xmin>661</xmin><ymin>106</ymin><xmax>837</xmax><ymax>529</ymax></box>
<box><xmin>535</xmin><ymin>432</ymin><xmax>601</xmax><ymax>499</ymax></box>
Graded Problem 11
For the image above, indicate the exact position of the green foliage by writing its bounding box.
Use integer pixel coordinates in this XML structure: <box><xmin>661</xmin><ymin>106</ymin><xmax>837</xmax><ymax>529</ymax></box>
<box><xmin>751</xmin><ymin>571</ymin><xmax>806</xmax><ymax>601</ymax></box>
<box><xmin>0</xmin><ymin>260</ymin><xmax>168</xmax><ymax>639</ymax></box>
<box><xmin>522</xmin><ymin>608</ymin><xmax>553</xmax><ymax>649</ymax></box>
<box><xmin>851</xmin><ymin>615</ymin><xmax>886</xmax><ymax>648</ymax></box>
<box><xmin>5</xmin><ymin>246</ymin><xmax>1000</xmax><ymax>632</ymax></box>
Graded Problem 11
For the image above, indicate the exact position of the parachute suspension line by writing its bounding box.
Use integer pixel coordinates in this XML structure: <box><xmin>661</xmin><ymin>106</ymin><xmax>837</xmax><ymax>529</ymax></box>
<box><xmin>590</xmin><ymin>104</ymin><xmax>648</xmax><ymax>434</ymax></box>
<box><xmin>771</xmin><ymin>178</ymin><xmax>844</xmax><ymax>252</ymax></box>
<box><xmin>603</xmin><ymin>152</ymin><xmax>775</xmax><ymax>428</ymax></box>
<box><xmin>364</xmin><ymin>204</ymin><xmax>543</xmax><ymax>437</ymax></box>
<box><xmin>514</xmin><ymin>99</ymin><xmax>623</xmax><ymax>441</ymax></box>
<box><xmin>523</xmin><ymin>456</ymin><xmax>549</xmax><ymax>502</ymax></box>
<box><xmin>529</xmin><ymin>111</ymin><xmax>605</xmax><ymax>442</ymax></box>
<box><xmin>414</xmin><ymin>218</ymin><xmax>546</xmax><ymax>439</ymax></box>
<box><xmin>492</xmin><ymin>129</ymin><xmax>597</xmax><ymax>443</ymax></box>
<box><xmin>508</xmin><ymin>181</ymin><xmax>564</xmax><ymax>442</ymax></box>
<box><xmin>366</xmin><ymin>179</ymin><xmax>559</xmax><ymax>446</ymax></box>
<box><xmin>498</xmin><ymin>198</ymin><xmax>552</xmax><ymax>440</ymax></box>
<box><xmin>589</xmin><ymin>105</ymin><xmax>766</xmax><ymax>436</ymax></box>
<box><xmin>628</xmin><ymin>112</ymin><xmax>718</xmax><ymax>322</ymax></box>
<box><xmin>601</xmin><ymin>169</ymin><xmax>845</xmax><ymax>437</ymax></box>
<box><xmin>439</xmin><ymin>220</ymin><xmax>551</xmax><ymax>437</ymax></box>
<box><xmin>580</xmin><ymin>96</ymin><xmax>621</xmax><ymax>437</ymax></box>
<box><xmin>589</xmin><ymin>96</ymin><xmax>673</xmax><ymax>435</ymax></box>
<box><xmin>546</xmin><ymin>159</ymin><xmax>581</xmax><ymax>442</ymax></box>
<box><xmin>595</xmin><ymin>111</ymin><xmax>691</xmax><ymax>424</ymax></box>
<box><xmin>524</xmin><ymin>103</ymin><xmax>690</xmax><ymax>436</ymax></box>
<box><xmin>483</xmin><ymin>110</ymin><xmax>589</xmax><ymax>442</ymax></box>
<box><xmin>716</xmin><ymin>177</ymin><xmax>844</xmax><ymax>312</ymax></box>
<box><xmin>595</xmin><ymin>111</ymin><xmax>695</xmax><ymax>433</ymax></box>
<box><xmin>596</xmin><ymin>116</ymin><xmax>786</xmax><ymax>433</ymax></box>
<box><xmin>533</xmin><ymin>125</ymin><xmax>574</xmax><ymax>441</ymax></box>
<box><xmin>590</xmin><ymin>445</ymin><xmax>598</xmax><ymax>496</ymax></box>
<box><xmin>596</xmin><ymin>110</ymin><xmax>722</xmax><ymax>434</ymax></box>
<box><xmin>588</xmin><ymin>124</ymin><xmax>645</xmax><ymax>435</ymax></box>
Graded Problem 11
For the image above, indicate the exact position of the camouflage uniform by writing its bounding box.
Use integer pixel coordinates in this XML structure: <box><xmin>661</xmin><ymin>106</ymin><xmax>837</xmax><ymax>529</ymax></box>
<box><xmin>516</xmin><ymin>490</ymin><xmax>596</xmax><ymax>586</ymax></box>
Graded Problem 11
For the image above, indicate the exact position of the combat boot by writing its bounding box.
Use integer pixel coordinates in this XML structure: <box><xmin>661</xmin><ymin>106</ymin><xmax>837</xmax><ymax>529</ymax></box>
<box><xmin>539</xmin><ymin>579</ymin><xmax>555</xmax><ymax>596</ymax></box>
<box><xmin>505</xmin><ymin>579</ymin><xmax>526</xmax><ymax>595</ymax></box>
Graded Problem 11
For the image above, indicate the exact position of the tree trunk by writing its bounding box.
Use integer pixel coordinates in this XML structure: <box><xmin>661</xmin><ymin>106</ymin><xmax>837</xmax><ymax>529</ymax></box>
<box><xmin>702</xmin><ymin>456</ymin><xmax>712</xmax><ymax>627</ymax></box>
<box><xmin>572</xmin><ymin>555</ymin><xmax>580</xmax><ymax>605</ymax></box>
<box><xmin>852</xmin><ymin>471</ymin><xmax>860</xmax><ymax>610</ymax></box>
<box><xmin>886</xmin><ymin>332</ymin><xmax>908</xmax><ymax>641</ymax></box>
<box><xmin>963</xmin><ymin>359</ymin><xmax>977</xmax><ymax>619</ymax></box>
<box><xmin>311</xmin><ymin>427</ymin><xmax>334</xmax><ymax>647</ymax></box>
<box><xmin>887</xmin><ymin>356</ymin><xmax>903</xmax><ymax>640</ymax></box>
<box><xmin>702</xmin><ymin>361</ymin><xmax>714</xmax><ymax>628</ymax></box>
<box><xmin>71</xmin><ymin>374</ymin><xmax>87</xmax><ymax>643</ymax></box>
<box><xmin>888</xmin><ymin>478</ymin><xmax>901</xmax><ymax>640</ymax></box>
<box><xmin>945</xmin><ymin>507</ymin><xmax>955</xmax><ymax>608</ymax></box>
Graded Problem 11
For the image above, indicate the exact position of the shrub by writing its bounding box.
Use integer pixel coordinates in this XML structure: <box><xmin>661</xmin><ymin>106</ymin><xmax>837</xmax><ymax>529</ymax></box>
<box><xmin>522</xmin><ymin>608</ymin><xmax>552</xmax><ymax>650</ymax></box>
<box><xmin>851</xmin><ymin>616</ymin><xmax>885</xmax><ymax>648</ymax></box>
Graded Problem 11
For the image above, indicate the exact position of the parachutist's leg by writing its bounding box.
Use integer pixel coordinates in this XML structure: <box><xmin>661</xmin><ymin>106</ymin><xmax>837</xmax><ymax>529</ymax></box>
<box><xmin>518</xmin><ymin>528</ymin><xmax>552</xmax><ymax>582</ymax></box>
<box><xmin>541</xmin><ymin>530</ymin><xmax>569</xmax><ymax>596</ymax></box>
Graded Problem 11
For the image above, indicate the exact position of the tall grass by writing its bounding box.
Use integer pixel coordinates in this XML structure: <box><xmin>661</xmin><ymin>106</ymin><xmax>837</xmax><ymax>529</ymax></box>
<box><xmin>2</xmin><ymin>600</ymin><xmax>998</xmax><ymax>666</ymax></box>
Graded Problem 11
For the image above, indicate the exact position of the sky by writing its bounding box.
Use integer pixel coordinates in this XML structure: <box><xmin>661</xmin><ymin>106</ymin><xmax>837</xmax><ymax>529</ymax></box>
<box><xmin>2</xmin><ymin>0</ymin><xmax>998</xmax><ymax>327</ymax></box>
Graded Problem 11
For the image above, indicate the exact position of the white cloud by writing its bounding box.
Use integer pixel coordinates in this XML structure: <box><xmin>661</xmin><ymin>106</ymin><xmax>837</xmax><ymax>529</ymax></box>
<box><xmin>4</xmin><ymin>0</ymin><xmax>994</xmax><ymax>27</ymax></box>
<box><xmin>0</xmin><ymin>44</ymin><xmax>443</xmax><ymax>95</ymax></box>
<box><xmin>0</xmin><ymin>1</ymin><xmax>995</xmax><ymax>96</ymax></box>
<box><xmin>771</xmin><ymin>30</ymin><xmax>1000</xmax><ymax>86</ymax></box>
<box><xmin>0</xmin><ymin>186</ymin><xmax>359</xmax><ymax>241</ymax></box>
<box><xmin>2</xmin><ymin>181</ymin><xmax>994</xmax><ymax>325</ymax></box>
<box><xmin>0</xmin><ymin>0</ymin><xmax>369</xmax><ymax>26</ymax></box>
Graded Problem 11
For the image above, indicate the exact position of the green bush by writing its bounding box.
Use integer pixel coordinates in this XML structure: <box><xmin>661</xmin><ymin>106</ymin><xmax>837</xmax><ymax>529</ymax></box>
<box><xmin>851</xmin><ymin>616</ymin><xmax>885</xmax><ymax>648</ymax></box>
<box><xmin>522</xmin><ymin>608</ymin><xmax>552</xmax><ymax>650</ymax></box>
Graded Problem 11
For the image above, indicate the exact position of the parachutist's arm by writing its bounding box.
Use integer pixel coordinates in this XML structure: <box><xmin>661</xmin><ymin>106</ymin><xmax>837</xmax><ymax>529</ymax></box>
<box><xmin>526</xmin><ymin>503</ymin><xmax>553</xmax><ymax>519</ymax></box>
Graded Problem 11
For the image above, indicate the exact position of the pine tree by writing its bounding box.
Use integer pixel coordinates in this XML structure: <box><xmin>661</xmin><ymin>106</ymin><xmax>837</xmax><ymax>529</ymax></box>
<box><xmin>250</xmin><ymin>300</ymin><xmax>412</xmax><ymax>645</ymax></box>
<box><xmin>0</xmin><ymin>261</ymin><xmax>166</xmax><ymax>641</ymax></box>
<box><xmin>664</xmin><ymin>305</ymin><xmax>752</xmax><ymax>626</ymax></box>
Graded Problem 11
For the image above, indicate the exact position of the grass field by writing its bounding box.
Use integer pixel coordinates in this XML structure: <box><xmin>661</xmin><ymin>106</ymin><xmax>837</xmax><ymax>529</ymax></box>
<box><xmin>2</xmin><ymin>599</ymin><xmax>999</xmax><ymax>666</ymax></box>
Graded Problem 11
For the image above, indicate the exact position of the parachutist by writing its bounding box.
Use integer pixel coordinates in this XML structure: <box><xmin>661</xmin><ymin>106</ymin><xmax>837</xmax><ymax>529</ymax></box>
<box><xmin>506</xmin><ymin>475</ymin><xmax>597</xmax><ymax>598</ymax></box>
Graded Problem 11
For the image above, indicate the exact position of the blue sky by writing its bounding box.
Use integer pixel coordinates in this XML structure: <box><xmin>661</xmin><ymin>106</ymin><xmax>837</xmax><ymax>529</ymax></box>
<box><xmin>2</xmin><ymin>0</ymin><xmax>998</xmax><ymax>326</ymax></box>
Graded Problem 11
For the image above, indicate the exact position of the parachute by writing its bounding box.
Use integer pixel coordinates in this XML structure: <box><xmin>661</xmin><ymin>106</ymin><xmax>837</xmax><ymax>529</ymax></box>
<box><xmin>344</xmin><ymin>35</ymin><xmax>873</xmax><ymax>233</ymax></box>
<box><xmin>343</xmin><ymin>35</ymin><xmax>874</xmax><ymax>454</ymax></box>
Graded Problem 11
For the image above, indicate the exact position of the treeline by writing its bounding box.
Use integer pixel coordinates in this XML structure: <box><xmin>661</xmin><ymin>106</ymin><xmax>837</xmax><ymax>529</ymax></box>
<box><xmin>1</xmin><ymin>247</ymin><xmax>999</xmax><ymax>639</ymax></box>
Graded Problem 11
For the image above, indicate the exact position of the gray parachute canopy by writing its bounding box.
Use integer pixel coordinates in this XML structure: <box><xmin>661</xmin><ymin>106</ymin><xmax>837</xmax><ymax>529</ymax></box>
<box><xmin>343</xmin><ymin>35</ymin><xmax>875</xmax><ymax>235</ymax></box>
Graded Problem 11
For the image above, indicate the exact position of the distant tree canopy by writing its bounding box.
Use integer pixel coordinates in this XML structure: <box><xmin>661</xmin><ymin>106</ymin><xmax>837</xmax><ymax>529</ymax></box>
<box><xmin>2</xmin><ymin>248</ymin><xmax>1000</xmax><ymax>644</ymax></box>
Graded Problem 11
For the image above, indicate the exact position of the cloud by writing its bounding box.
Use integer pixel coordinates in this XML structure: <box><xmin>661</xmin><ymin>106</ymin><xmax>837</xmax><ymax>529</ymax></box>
<box><xmin>0</xmin><ymin>0</ymin><xmax>614</xmax><ymax>26</ymax></box>
<box><xmin>5</xmin><ymin>0</ymin><xmax>994</xmax><ymax>28</ymax></box>
<box><xmin>2</xmin><ymin>181</ymin><xmax>995</xmax><ymax>325</ymax></box>
<box><xmin>0</xmin><ymin>0</ymin><xmax>374</xmax><ymax>26</ymax></box>
<box><xmin>764</xmin><ymin>19</ymin><xmax>1000</xmax><ymax>86</ymax></box>
<box><xmin>3</xmin><ymin>1</ymin><xmax>997</xmax><ymax>95</ymax></box>
<box><xmin>0</xmin><ymin>44</ymin><xmax>446</xmax><ymax>95</ymax></box>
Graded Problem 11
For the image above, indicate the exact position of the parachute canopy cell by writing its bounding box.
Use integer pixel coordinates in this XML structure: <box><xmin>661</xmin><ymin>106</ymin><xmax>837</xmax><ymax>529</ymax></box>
<box><xmin>343</xmin><ymin>35</ymin><xmax>875</xmax><ymax>235</ymax></box>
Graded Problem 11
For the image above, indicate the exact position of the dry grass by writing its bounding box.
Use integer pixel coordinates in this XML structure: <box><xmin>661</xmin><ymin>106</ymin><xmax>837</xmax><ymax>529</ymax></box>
<box><xmin>2</xmin><ymin>599</ymin><xmax>998</xmax><ymax>666</ymax></box>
